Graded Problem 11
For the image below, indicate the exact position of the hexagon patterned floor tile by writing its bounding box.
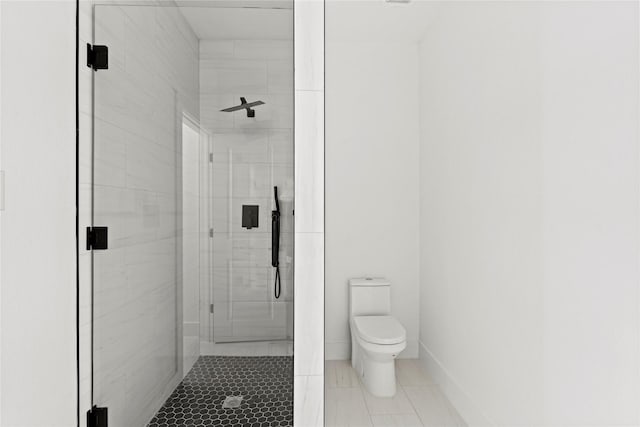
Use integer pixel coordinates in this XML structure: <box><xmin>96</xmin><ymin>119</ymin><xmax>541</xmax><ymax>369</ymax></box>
<box><xmin>147</xmin><ymin>356</ymin><xmax>293</xmax><ymax>427</ymax></box>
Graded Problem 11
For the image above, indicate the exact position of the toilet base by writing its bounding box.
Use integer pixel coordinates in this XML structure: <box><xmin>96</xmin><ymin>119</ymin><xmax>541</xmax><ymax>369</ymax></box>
<box><xmin>361</xmin><ymin>357</ymin><xmax>397</xmax><ymax>397</ymax></box>
<box><xmin>350</xmin><ymin>333</ymin><xmax>406</xmax><ymax>397</ymax></box>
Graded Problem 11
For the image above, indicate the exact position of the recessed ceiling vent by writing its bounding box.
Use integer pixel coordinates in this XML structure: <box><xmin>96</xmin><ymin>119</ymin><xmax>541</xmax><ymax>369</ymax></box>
<box><xmin>386</xmin><ymin>0</ymin><xmax>411</xmax><ymax>3</ymax></box>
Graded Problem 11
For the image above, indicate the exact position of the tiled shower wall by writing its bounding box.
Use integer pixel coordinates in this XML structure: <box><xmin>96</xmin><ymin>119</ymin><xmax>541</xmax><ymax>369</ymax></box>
<box><xmin>78</xmin><ymin>3</ymin><xmax>199</xmax><ymax>426</ymax></box>
<box><xmin>199</xmin><ymin>40</ymin><xmax>294</xmax><ymax>345</ymax></box>
<box><xmin>293</xmin><ymin>1</ymin><xmax>325</xmax><ymax>425</ymax></box>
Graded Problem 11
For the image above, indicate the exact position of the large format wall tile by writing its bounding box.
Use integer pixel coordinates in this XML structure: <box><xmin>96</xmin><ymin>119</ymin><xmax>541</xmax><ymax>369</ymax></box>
<box><xmin>201</xmin><ymin>38</ymin><xmax>293</xmax><ymax>346</ymax></box>
<box><xmin>293</xmin><ymin>1</ymin><xmax>324</xmax><ymax>424</ymax></box>
<box><xmin>90</xmin><ymin>5</ymin><xmax>200</xmax><ymax>427</ymax></box>
<box><xmin>294</xmin><ymin>90</ymin><xmax>324</xmax><ymax>233</ymax></box>
<box><xmin>294</xmin><ymin>233</ymin><xmax>324</xmax><ymax>376</ymax></box>
<box><xmin>294</xmin><ymin>375</ymin><xmax>324</xmax><ymax>427</ymax></box>
<box><xmin>294</xmin><ymin>0</ymin><xmax>324</xmax><ymax>91</ymax></box>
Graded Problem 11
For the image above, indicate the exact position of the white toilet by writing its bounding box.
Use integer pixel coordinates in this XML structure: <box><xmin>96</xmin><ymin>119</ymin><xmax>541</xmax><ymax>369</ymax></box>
<box><xmin>349</xmin><ymin>277</ymin><xmax>407</xmax><ymax>397</ymax></box>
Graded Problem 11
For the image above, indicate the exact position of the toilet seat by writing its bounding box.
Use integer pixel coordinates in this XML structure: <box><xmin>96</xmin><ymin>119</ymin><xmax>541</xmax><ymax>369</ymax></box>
<box><xmin>353</xmin><ymin>315</ymin><xmax>406</xmax><ymax>345</ymax></box>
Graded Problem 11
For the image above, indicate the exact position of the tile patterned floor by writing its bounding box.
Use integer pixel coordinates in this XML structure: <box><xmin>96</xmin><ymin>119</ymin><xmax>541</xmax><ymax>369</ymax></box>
<box><xmin>148</xmin><ymin>356</ymin><xmax>293</xmax><ymax>427</ymax></box>
<box><xmin>325</xmin><ymin>359</ymin><xmax>467</xmax><ymax>427</ymax></box>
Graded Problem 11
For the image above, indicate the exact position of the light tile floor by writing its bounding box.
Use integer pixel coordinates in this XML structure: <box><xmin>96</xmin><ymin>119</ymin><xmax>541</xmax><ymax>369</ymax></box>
<box><xmin>325</xmin><ymin>359</ymin><xmax>466</xmax><ymax>427</ymax></box>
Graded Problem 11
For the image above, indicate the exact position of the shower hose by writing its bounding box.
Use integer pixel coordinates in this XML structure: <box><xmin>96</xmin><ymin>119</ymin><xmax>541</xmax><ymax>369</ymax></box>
<box><xmin>274</xmin><ymin>265</ymin><xmax>281</xmax><ymax>299</ymax></box>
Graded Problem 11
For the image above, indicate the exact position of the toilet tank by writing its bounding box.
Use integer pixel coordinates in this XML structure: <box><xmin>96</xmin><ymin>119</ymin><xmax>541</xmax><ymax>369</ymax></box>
<box><xmin>349</xmin><ymin>278</ymin><xmax>391</xmax><ymax>317</ymax></box>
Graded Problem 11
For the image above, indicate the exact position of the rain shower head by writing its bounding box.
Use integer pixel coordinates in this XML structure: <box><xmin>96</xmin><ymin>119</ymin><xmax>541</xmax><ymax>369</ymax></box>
<box><xmin>220</xmin><ymin>97</ymin><xmax>265</xmax><ymax>118</ymax></box>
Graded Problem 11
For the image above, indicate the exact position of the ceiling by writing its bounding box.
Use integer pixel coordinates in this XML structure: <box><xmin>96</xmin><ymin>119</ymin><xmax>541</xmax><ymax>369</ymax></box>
<box><xmin>177</xmin><ymin>0</ymin><xmax>439</xmax><ymax>43</ymax></box>
<box><xmin>326</xmin><ymin>0</ymin><xmax>442</xmax><ymax>43</ymax></box>
<box><xmin>178</xmin><ymin>4</ymin><xmax>293</xmax><ymax>40</ymax></box>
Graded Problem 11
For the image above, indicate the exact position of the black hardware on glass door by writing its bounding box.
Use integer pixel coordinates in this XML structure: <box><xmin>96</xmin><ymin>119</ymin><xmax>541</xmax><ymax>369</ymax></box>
<box><xmin>86</xmin><ymin>227</ymin><xmax>108</xmax><ymax>250</ymax></box>
<box><xmin>87</xmin><ymin>405</ymin><xmax>108</xmax><ymax>427</ymax></box>
<box><xmin>86</xmin><ymin>44</ymin><xmax>109</xmax><ymax>70</ymax></box>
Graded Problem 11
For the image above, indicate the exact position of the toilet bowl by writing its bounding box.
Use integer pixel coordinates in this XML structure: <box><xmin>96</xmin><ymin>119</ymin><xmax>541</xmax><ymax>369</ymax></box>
<box><xmin>349</xmin><ymin>278</ymin><xmax>407</xmax><ymax>397</ymax></box>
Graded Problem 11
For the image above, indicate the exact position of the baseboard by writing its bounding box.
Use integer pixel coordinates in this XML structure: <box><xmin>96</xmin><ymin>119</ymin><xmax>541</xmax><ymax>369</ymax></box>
<box><xmin>418</xmin><ymin>341</ymin><xmax>495</xmax><ymax>427</ymax></box>
<box><xmin>183</xmin><ymin>336</ymin><xmax>199</xmax><ymax>377</ymax></box>
<box><xmin>325</xmin><ymin>339</ymin><xmax>419</xmax><ymax>361</ymax></box>
<box><xmin>325</xmin><ymin>340</ymin><xmax>350</xmax><ymax>360</ymax></box>
<box><xmin>183</xmin><ymin>321</ymin><xmax>199</xmax><ymax>337</ymax></box>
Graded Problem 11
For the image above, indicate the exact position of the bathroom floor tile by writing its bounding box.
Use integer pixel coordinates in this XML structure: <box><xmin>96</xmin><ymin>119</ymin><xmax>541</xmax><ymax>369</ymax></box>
<box><xmin>403</xmin><ymin>386</ymin><xmax>463</xmax><ymax>427</ymax></box>
<box><xmin>396</xmin><ymin>359</ymin><xmax>436</xmax><ymax>387</ymax></box>
<box><xmin>362</xmin><ymin>385</ymin><xmax>416</xmax><ymax>415</ymax></box>
<box><xmin>324</xmin><ymin>360</ymin><xmax>467</xmax><ymax>427</ymax></box>
<box><xmin>147</xmin><ymin>356</ymin><xmax>293</xmax><ymax>426</ymax></box>
<box><xmin>325</xmin><ymin>387</ymin><xmax>373</xmax><ymax>427</ymax></box>
<box><xmin>370</xmin><ymin>413</ymin><xmax>424</xmax><ymax>427</ymax></box>
<box><xmin>326</xmin><ymin>360</ymin><xmax>361</xmax><ymax>388</ymax></box>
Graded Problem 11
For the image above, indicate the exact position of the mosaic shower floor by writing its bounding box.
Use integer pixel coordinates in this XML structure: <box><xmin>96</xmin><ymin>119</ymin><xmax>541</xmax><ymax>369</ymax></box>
<box><xmin>148</xmin><ymin>356</ymin><xmax>293</xmax><ymax>427</ymax></box>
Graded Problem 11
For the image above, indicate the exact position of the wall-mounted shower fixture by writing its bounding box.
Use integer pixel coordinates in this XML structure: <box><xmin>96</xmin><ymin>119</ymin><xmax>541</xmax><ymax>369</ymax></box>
<box><xmin>272</xmin><ymin>186</ymin><xmax>281</xmax><ymax>299</ymax></box>
<box><xmin>220</xmin><ymin>97</ymin><xmax>265</xmax><ymax>117</ymax></box>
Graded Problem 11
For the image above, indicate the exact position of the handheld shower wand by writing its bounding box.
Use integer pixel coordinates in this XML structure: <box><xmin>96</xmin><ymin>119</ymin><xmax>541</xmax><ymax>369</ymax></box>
<box><xmin>271</xmin><ymin>186</ymin><xmax>281</xmax><ymax>299</ymax></box>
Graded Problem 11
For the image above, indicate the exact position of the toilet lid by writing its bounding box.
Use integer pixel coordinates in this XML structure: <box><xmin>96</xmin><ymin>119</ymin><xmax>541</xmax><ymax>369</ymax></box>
<box><xmin>353</xmin><ymin>316</ymin><xmax>406</xmax><ymax>345</ymax></box>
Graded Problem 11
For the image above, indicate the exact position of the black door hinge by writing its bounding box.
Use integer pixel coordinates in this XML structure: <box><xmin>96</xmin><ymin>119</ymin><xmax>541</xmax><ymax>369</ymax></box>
<box><xmin>86</xmin><ymin>226</ymin><xmax>108</xmax><ymax>250</ymax></box>
<box><xmin>87</xmin><ymin>43</ymin><xmax>109</xmax><ymax>70</ymax></box>
<box><xmin>87</xmin><ymin>406</ymin><xmax>108</xmax><ymax>427</ymax></box>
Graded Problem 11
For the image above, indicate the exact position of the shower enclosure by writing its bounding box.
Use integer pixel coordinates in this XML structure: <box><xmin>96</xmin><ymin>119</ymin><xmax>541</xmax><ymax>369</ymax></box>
<box><xmin>89</xmin><ymin>3</ymin><xmax>293</xmax><ymax>426</ymax></box>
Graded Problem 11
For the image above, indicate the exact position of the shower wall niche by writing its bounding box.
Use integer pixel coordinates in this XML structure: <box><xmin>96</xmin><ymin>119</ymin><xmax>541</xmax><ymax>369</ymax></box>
<box><xmin>198</xmin><ymin>38</ymin><xmax>294</xmax><ymax>347</ymax></box>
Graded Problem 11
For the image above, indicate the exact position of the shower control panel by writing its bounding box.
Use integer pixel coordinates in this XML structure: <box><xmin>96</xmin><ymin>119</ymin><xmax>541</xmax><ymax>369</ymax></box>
<box><xmin>242</xmin><ymin>205</ymin><xmax>259</xmax><ymax>229</ymax></box>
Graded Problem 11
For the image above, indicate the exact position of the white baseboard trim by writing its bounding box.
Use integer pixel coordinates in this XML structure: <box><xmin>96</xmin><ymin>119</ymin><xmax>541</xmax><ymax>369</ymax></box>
<box><xmin>403</xmin><ymin>340</ymin><xmax>419</xmax><ymax>359</ymax></box>
<box><xmin>418</xmin><ymin>341</ymin><xmax>495</xmax><ymax>427</ymax></box>
<box><xmin>325</xmin><ymin>339</ymin><xmax>419</xmax><ymax>361</ymax></box>
<box><xmin>183</xmin><ymin>336</ymin><xmax>200</xmax><ymax>377</ymax></box>
<box><xmin>183</xmin><ymin>321</ymin><xmax>199</xmax><ymax>337</ymax></box>
<box><xmin>325</xmin><ymin>340</ymin><xmax>350</xmax><ymax>360</ymax></box>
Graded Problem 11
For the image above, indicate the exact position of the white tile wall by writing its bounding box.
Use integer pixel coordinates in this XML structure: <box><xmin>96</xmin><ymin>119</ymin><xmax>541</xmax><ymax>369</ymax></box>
<box><xmin>294</xmin><ymin>0</ymin><xmax>325</xmax><ymax>425</ymax></box>
<box><xmin>294</xmin><ymin>375</ymin><xmax>325</xmax><ymax>426</ymax></box>
<box><xmin>294</xmin><ymin>233</ymin><xmax>324</xmax><ymax>376</ymax></box>
<box><xmin>294</xmin><ymin>91</ymin><xmax>324</xmax><ymax>233</ymax></box>
<box><xmin>182</xmin><ymin>122</ymin><xmax>201</xmax><ymax>377</ymax></box>
<box><xmin>294</xmin><ymin>0</ymin><xmax>324</xmax><ymax>91</ymax></box>
<box><xmin>200</xmin><ymin>38</ymin><xmax>294</xmax><ymax>344</ymax></box>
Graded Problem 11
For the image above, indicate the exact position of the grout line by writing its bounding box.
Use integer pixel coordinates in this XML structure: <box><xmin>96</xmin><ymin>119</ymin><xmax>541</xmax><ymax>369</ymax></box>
<box><xmin>402</xmin><ymin>383</ymin><xmax>427</xmax><ymax>427</ymax></box>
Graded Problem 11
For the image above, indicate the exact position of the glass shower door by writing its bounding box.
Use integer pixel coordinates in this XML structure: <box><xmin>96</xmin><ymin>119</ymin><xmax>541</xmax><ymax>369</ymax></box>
<box><xmin>90</xmin><ymin>4</ymin><xmax>294</xmax><ymax>425</ymax></box>
<box><xmin>91</xmin><ymin>4</ymin><xmax>192</xmax><ymax>426</ymax></box>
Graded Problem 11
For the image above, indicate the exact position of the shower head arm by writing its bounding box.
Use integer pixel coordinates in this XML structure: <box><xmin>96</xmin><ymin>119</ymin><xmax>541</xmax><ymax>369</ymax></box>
<box><xmin>220</xmin><ymin>97</ymin><xmax>265</xmax><ymax>117</ymax></box>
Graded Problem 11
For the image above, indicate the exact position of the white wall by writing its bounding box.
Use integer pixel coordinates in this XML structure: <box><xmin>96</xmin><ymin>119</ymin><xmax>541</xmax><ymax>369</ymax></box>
<box><xmin>182</xmin><ymin>120</ymin><xmax>201</xmax><ymax>376</ymax></box>
<box><xmin>0</xmin><ymin>1</ymin><xmax>77</xmax><ymax>426</ymax></box>
<box><xmin>539</xmin><ymin>3</ymin><xmax>639</xmax><ymax>425</ymax></box>
<box><xmin>419</xmin><ymin>2</ymin><xmax>639</xmax><ymax>426</ymax></box>
<box><xmin>325</xmin><ymin>41</ymin><xmax>420</xmax><ymax>359</ymax></box>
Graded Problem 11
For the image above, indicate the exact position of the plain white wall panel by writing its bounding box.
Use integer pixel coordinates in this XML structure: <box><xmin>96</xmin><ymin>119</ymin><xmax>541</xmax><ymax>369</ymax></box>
<box><xmin>0</xmin><ymin>1</ymin><xmax>77</xmax><ymax>425</ymax></box>
<box><xmin>325</xmin><ymin>40</ymin><xmax>421</xmax><ymax>360</ymax></box>
<box><xmin>419</xmin><ymin>2</ymin><xmax>639</xmax><ymax>425</ymax></box>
